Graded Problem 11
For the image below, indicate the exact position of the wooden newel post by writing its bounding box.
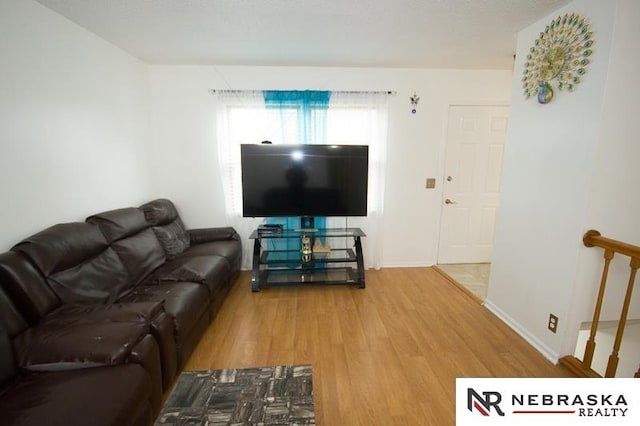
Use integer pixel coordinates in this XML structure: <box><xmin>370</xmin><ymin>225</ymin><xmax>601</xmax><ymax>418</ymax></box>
<box><xmin>604</xmin><ymin>257</ymin><xmax>639</xmax><ymax>378</ymax></box>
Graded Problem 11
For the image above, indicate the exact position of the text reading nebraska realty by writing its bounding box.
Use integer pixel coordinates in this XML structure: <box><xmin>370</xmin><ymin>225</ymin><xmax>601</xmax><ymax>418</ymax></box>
<box><xmin>456</xmin><ymin>378</ymin><xmax>639</xmax><ymax>425</ymax></box>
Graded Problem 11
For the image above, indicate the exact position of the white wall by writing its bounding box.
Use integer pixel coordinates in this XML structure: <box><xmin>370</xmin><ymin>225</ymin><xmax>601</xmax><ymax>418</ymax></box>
<box><xmin>487</xmin><ymin>0</ymin><xmax>635</xmax><ymax>363</ymax></box>
<box><xmin>565</xmin><ymin>0</ymin><xmax>640</xmax><ymax>355</ymax></box>
<box><xmin>148</xmin><ymin>66</ymin><xmax>513</xmax><ymax>266</ymax></box>
<box><xmin>0</xmin><ymin>0</ymin><xmax>153</xmax><ymax>249</ymax></box>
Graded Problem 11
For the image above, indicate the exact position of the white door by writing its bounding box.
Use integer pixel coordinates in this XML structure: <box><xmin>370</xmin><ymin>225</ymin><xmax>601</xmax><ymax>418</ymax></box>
<box><xmin>438</xmin><ymin>105</ymin><xmax>509</xmax><ymax>264</ymax></box>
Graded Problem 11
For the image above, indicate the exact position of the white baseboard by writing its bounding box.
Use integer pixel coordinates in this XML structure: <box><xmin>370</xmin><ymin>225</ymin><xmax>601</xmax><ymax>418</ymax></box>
<box><xmin>381</xmin><ymin>262</ymin><xmax>434</xmax><ymax>268</ymax></box>
<box><xmin>483</xmin><ymin>298</ymin><xmax>559</xmax><ymax>365</ymax></box>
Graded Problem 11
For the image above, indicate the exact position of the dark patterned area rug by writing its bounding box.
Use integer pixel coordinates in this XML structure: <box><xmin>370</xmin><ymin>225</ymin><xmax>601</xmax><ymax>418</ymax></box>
<box><xmin>155</xmin><ymin>365</ymin><xmax>315</xmax><ymax>425</ymax></box>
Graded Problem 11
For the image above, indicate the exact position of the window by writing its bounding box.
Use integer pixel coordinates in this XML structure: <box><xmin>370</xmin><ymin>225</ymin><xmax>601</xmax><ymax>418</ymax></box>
<box><xmin>215</xmin><ymin>90</ymin><xmax>389</xmax><ymax>269</ymax></box>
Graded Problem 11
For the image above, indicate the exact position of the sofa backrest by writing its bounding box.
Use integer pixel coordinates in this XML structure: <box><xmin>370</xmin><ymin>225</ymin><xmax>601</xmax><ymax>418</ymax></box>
<box><xmin>140</xmin><ymin>199</ymin><xmax>190</xmax><ymax>257</ymax></box>
<box><xmin>0</xmin><ymin>251</ymin><xmax>61</xmax><ymax>325</ymax></box>
<box><xmin>13</xmin><ymin>223</ymin><xmax>131</xmax><ymax>304</ymax></box>
<box><xmin>87</xmin><ymin>207</ymin><xmax>166</xmax><ymax>287</ymax></box>
<box><xmin>0</xmin><ymin>200</ymin><xmax>184</xmax><ymax>313</ymax></box>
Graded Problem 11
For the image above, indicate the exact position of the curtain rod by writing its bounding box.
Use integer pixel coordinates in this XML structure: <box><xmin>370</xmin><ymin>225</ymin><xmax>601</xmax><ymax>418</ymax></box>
<box><xmin>208</xmin><ymin>89</ymin><xmax>396</xmax><ymax>95</ymax></box>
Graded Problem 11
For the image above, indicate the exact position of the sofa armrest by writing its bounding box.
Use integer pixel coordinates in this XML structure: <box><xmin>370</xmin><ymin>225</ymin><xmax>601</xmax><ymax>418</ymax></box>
<box><xmin>187</xmin><ymin>227</ymin><xmax>239</xmax><ymax>245</ymax></box>
<box><xmin>13</xmin><ymin>321</ymin><xmax>149</xmax><ymax>371</ymax></box>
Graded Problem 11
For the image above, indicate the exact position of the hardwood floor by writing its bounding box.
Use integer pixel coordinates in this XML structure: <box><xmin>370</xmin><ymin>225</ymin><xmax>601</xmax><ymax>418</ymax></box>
<box><xmin>184</xmin><ymin>267</ymin><xmax>573</xmax><ymax>425</ymax></box>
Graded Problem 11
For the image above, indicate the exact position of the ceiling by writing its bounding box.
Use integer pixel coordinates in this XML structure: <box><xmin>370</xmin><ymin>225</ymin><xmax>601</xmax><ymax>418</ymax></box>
<box><xmin>35</xmin><ymin>0</ymin><xmax>571</xmax><ymax>69</ymax></box>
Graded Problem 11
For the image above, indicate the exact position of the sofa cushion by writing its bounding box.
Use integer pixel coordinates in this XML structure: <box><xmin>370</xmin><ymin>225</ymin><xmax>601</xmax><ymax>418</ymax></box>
<box><xmin>140</xmin><ymin>199</ymin><xmax>180</xmax><ymax>226</ymax></box>
<box><xmin>152</xmin><ymin>220</ymin><xmax>190</xmax><ymax>257</ymax></box>
<box><xmin>140</xmin><ymin>199</ymin><xmax>191</xmax><ymax>257</ymax></box>
<box><xmin>151</xmin><ymin>255</ymin><xmax>230</xmax><ymax>294</ymax></box>
<box><xmin>13</xmin><ymin>223</ymin><xmax>108</xmax><ymax>276</ymax></box>
<box><xmin>0</xmin><ymin>252</ymin><xmax>61</xmax><ymax>325</ymax></box>
<box><xmin>45</xmin><ymin>301</ymin><xmax>177</xmax><ymax>391</ymax></box>
<box><xmin>12</xmin><ymin>223</ymin><xmax>133</xmax><ymax>305</ymax></box>
<box><xmin>86</xmin><ymin>208</ymin><xmax>149</xmax><ymax>243</ymax></box>
<box><xmin>88</xmin><ymin>208</ymin><xmax>167</xmax><ymax>288</ymax></box>
<box><xmin>47</xmin><ymin>247</ymin><xmax>130</xmax><ymax>304</ymax></box>
<box><xmin>0</xmin><ymin>364</ymin><xmax>152</xmax><ymax>426</ymax></box>
<box><xmin>111</xmin><ymin>229</ymin><xmax>166</xmax><ymax>287</ymax></box>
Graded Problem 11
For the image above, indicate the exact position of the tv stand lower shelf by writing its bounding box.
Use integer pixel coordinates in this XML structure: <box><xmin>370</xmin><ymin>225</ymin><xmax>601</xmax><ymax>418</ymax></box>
<box><xmin>249</xmin><ymin>228</ymin><xmax>366</xmax><ymax>292</ymax></box>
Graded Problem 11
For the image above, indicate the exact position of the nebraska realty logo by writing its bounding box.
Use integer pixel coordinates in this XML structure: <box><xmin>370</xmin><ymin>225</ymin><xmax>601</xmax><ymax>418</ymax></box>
<box><xmin>456</xmin><ymin>378</ymin><xmax>640</xmax><ymax>425</ymax></box>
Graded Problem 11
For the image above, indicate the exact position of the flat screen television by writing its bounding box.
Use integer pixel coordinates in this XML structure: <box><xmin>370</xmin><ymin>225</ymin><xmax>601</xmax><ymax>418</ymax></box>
<box><xmin>240</xmin><ymin>144</ymin><xmax>369</xmax><ymax>217</ymax></box>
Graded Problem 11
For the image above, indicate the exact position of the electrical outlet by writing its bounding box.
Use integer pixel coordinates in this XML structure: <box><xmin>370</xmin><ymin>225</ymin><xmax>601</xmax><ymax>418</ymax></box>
<box><xmin>425</xmin><ymin>178</ymin><xmax>436</xmax><ymax>189</ymax></box>
<box><xmin>548</xmin><ymin>313</ymin><xmax>558</xmax><ymax>333</ymax></box>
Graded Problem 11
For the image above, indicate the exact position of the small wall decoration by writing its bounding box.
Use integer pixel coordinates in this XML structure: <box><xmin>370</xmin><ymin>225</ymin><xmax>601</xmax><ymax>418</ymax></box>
<box><xmin>522</xmin><ymin>13</ymin><xmax>594</xmax><ymax>104</ymax></box>
<box><xmin>410</xmin><ymin>92</ymin><xmax>420</xmax><ymax>114</ymax></box>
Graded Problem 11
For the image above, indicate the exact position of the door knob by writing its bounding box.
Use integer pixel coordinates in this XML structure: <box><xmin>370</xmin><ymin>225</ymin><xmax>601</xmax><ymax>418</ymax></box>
<box><xmin>445</xmin><ymin>198</ymin><xmax>457</xmax><ymax>204</ymax></box>
<box><xmin>446</xmin><ymin>176</ymin><xmax>453</xmax><ymax>182</ymax></box>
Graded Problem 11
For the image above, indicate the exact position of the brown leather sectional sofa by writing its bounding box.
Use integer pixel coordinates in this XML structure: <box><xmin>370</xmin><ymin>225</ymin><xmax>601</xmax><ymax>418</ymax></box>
<box><xmin>0</xmin><ymin>199</ymin><xmax>241</xmax><ymax>425</ymax></box>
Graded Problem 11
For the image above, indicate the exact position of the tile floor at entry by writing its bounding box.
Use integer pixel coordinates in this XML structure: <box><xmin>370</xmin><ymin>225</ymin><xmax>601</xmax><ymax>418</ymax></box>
<box><xmin>436</xmin><ymin>263</ymin><xmax>490</xmax><ymax>301</ymax></box>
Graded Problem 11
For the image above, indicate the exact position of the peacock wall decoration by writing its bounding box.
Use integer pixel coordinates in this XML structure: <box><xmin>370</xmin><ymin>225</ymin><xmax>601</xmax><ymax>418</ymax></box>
<box><xmin>522</xmin><ymin>13</ymin><xmax>594</xmax><ymax>104</ymax></box>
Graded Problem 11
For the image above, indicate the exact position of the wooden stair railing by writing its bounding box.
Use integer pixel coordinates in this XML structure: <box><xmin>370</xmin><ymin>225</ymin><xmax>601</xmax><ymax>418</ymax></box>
<box><xmin>560</xmin><ymin>230</ymin><xmax>640</xmax><ymax>378</ymax></box>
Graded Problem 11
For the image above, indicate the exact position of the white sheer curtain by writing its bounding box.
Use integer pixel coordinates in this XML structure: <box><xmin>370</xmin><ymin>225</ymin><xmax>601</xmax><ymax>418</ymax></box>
<box><xmin>326</xmin><ymin>92</ymin><xmax>388</xmax><ymax>269</ymax></box>
<box><xmin>216</xmin><ymin>91</ymin><xmax>265</xmax><ymax>269</ymax></box>
<box><xmin>216</xmin><ymin>90</ymin><xmax>389</xmax><ymax>270</ymax></box>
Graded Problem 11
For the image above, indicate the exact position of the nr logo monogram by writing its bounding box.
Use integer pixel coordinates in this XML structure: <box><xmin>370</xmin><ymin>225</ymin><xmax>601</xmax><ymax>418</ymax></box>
<box><xmin>467</xmin><ymin>388</ymin><xmax>505</xmax><ymax>416</ymax></box>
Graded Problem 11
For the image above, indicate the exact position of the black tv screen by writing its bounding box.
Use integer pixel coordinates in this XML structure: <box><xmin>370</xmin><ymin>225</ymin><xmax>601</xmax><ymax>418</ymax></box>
<box><xmin>241</xmin><ymin>144</ymin><xmax>369</xmax><ymax>217</ymax></box>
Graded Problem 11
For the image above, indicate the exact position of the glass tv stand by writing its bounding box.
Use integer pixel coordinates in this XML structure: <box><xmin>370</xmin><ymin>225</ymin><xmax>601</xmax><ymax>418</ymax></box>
<box><xmin>248</xmin><ymin>228</ymin><xmax>366</xmax><ymax>292</ymax></box>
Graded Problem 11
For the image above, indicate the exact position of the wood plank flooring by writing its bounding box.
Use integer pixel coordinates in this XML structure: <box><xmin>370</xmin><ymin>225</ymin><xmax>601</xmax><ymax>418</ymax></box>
<box><xmin>184</xmin><ymin>267</ymin><xmax>573</xmax><ymax>425</ymax></box>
